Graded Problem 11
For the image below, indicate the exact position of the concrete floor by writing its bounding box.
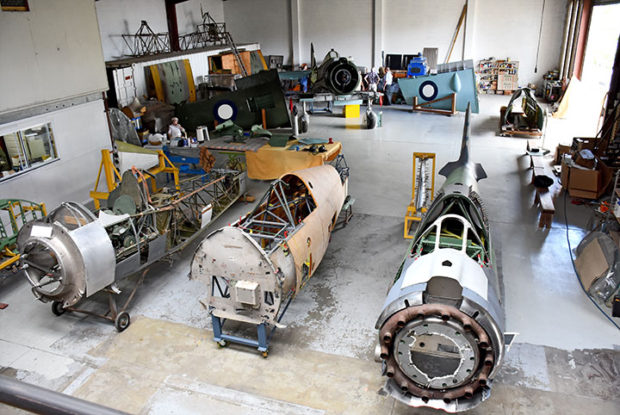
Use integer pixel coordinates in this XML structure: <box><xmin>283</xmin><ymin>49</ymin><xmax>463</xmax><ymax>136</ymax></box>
<box><xmin>1</xmin><ymin>94</ymin><xmax>619</xmax><ymax>414</ymax></box>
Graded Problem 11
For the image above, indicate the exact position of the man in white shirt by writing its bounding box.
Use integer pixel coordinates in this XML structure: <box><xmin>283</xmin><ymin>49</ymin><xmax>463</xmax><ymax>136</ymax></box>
<box><xmin>384</xmin><ymin>67</ymin><xmax>393</xmax><ymax>90</ymax></box>
<box><xmin>167</xmin><ymin>117</ymin><xmax>186</xmax><ymax>139</ymax></box>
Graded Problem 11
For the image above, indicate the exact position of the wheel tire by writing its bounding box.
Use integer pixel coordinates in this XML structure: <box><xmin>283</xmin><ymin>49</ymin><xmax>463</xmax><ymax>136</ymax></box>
<box><xmin>366</xmin><ymin>111</ymin><xmax>377</xmax><ymax>129</ymax></box>
<box><xmin>51</xmin><ymin>301</ymin><xmax>66</xmax><ymax>316</ymax></box>
<box><xmin>114</xmin><ymin>311</ymin><xmax>130</xmax><ymax>332</ymax></box>
<box><xmin>299</xmin><ymin>115</ymin><xmax>309</xmax><ymax>133</ymax></box>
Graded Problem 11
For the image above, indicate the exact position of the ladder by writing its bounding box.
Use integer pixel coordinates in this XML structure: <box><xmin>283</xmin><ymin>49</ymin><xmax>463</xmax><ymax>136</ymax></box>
<box><xmin>225</xmin><ymin>32</ymin><xmax>248</xmax><ymax>77</ymax></box>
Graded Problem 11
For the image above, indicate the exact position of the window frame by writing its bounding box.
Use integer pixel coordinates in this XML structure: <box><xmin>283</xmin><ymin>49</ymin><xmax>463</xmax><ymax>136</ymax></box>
<box><xmin>0</xmin><ymin>0</ymin><xmax>29</xmax><ymax>12</ymax></box>
<box><xmin>0</xmin><ymin>121</ymin><xmax>60</xmax><ymax>183</ymax></box>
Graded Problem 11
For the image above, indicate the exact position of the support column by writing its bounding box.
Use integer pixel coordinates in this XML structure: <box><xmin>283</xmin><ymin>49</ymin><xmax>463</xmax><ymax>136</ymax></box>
<box><xmin>291</xmin><ymin>0</ymin><xmax>302</xmax><ymax>67</ymax></box>
<box><xmin>165</xmin><ymin>0</ymin><xmax>180</xmax><ymax>52</ymax></box>
<box><xmin>463</xmin><ymin>0</ymin><xmax>477</xmax><ymax>60</ymax></box>
<box><xmin>373</xmin><ymin>0</ymin><xmax>383</xmax><ymax>68</ymax></box>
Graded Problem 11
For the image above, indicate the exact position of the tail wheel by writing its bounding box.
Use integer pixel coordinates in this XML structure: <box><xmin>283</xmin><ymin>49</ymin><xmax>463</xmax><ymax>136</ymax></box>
<box><xmin>51</xmin><ymin>301</ymin><xmax>66</xmax><ymax>316</ymax></box>
<box><xmin>115</xmin><ymin>311</ymin><xmax>131</xmax><ymax>332</ymax></box>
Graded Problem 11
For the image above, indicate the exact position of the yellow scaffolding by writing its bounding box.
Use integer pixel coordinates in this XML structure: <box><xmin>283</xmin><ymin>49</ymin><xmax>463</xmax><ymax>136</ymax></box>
<box><xmin>404</xmin><ymin>152</ymin><xmax>436</xmax><ymax>239</ymax></box>
<box><xmin>1</xmin><ymin>199</ymin><xmax>47</xmax><ymax>271</ymax></box>
<box><xmin>90</xmin><ymin>148</ymin><xmax>180</xmax><ymax>210</ymax></box>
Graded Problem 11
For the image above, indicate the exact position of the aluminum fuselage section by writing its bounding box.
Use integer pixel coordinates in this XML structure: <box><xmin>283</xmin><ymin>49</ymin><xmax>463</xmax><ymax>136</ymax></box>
<box><xmin>376</xmin><ymin>106</ymin><xmax>505</xmax><ymax>412</ymax></box>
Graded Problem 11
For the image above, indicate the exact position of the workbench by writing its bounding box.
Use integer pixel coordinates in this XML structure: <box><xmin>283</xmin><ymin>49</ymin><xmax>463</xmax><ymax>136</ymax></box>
<box><xmin>168</xmin><ymin>137</ymin><xmax>342</xmax><ymax>180</ymax></box>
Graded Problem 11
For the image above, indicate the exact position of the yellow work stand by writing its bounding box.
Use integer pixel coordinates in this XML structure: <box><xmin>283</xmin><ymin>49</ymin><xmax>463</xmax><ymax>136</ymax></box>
<box><xmin>0</xmin><ymin>199</ymin><xmax>47</xmax><ymax>272</ymax></box>
<box><xmin>90</xmin><ymin>144</ymin><xmax>179</xmax><ymax>210</ymax></box>
<box><xmin>404</xmin><ymin>153</ymin><xmax>436</xmax><ymax>239</ymax></box>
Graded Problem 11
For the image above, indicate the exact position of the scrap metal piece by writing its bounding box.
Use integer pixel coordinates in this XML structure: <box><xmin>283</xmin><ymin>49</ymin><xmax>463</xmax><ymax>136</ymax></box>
<box><xmin>250</xmin><ymin>124</ymin><xmax>272</xmax><ymax>138</ymax></box>
<box><xmin>213</xmin><ymin>120</ymin><xmax>245</xmax><ymax>142</ymax></box>
<box><xmin>191</xmin><ymin>161</ymin><xmax>350</xmax><ymax>352</ymax></box>
<box><xmin>376</xmin><ymin>105</ymin><xmax>505</xmax><ymax>412</ymax></box>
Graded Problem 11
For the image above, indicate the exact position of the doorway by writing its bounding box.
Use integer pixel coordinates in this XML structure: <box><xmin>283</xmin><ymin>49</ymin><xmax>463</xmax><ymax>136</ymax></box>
<box><xmin>577</xmin><ymin>2</ymin><xmax>620</xmax><ymax>135</ymax></box>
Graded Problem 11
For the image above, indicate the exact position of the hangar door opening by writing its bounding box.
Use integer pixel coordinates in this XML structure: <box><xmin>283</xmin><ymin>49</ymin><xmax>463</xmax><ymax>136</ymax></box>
<box><xmin>579</xmin><ymin>2</ymin><xmax>620</xmax><ymax>134</ymax></box>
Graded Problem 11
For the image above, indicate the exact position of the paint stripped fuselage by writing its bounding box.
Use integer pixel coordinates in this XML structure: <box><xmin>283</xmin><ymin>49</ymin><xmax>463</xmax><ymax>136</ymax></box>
<box><xmin>191</xmin><ymin>164</ymin><xmax>347</xmax><ymax>327</ymax></box>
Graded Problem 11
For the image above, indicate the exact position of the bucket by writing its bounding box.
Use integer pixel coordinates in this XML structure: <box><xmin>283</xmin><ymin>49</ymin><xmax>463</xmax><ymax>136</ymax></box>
<box><xmin>196</xmin><ymin>126</ymin><xmax>210</xmax><ymax>142</ymax></box>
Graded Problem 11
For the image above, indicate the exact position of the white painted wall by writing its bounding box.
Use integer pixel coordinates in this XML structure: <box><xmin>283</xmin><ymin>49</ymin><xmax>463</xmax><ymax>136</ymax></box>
<box><xmin>0</xmin><ymin>0</ymin><xmax>108</xmax><ymax>114</ymax></box>
<box><xmin>220</xmin><ymin>0</ymin><xmax>568</xmax><ymax>85</ymax></box>
<box><xmin>0</xmin><ymin>100</ymin><xmax>112</xmax><ymax>209</ymax></box>
<box><xmin>177</xmin><ymin>0</ymin><xmax>225</xmax><ymax>34</ymax></box>
<box><xmin>473</xmin><ymin>0</ymin><xmax>567</xmax><ymax>86</ymax></box>
<box><xmin>96</xmin><ymin>0</ymin><xmax>168</xmax><ymax>61</ymax></box>
<box><xmin>96</xmin><ymin>0</ymin><xmax>225</xmax><ymax>62</ymax></box>
<box><xmin>383</xmin><ymin>0</ymin><xmax>466</xmax><ymax>64</ymax></box>
<box><xmin>298</xmin><ymin>0</ymin><xmax>374</xmax><ymax>68</ymax></box>
<box><xmin>223</xmin><ymin>0</ymin><xmax>293</xmax><ymax>64</ymax></box>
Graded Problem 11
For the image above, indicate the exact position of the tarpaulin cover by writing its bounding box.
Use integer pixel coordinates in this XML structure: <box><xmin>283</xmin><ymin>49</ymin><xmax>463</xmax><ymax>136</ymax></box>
<box><xmin>246</xmin><ymin>140</ymin><xmax>341</xmax><ymax>180</ymax></box>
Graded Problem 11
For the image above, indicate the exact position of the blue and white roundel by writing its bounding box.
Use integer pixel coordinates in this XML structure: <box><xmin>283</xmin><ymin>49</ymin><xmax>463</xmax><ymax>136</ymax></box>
<box><xmin>419</xmin><ymin>81</ymin><xmax>438</xmax><ymax>101</ymax></box>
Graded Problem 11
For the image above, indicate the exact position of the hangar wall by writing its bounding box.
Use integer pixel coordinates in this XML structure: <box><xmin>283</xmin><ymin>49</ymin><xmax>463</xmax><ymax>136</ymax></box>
<box><xmin>96</xmin><ymin>0</ymin><xmax>225</xmax><ymax>62</ymax></box>
<box><xmin>224</xmin><ymin>0</ymin><xmax>294</xmax><ymax>65</ymax></box>
<box><xmin>222</xmin><ymin>0</ymin><xmax>568</xmax><ymax>86</ymax></box>
<box><xmin>0</xmin><ymin>0</ymin><xmax>108</xmax><ymax>113</ymax></box>
<box><xmin>0</xmin><ymin>100</ymin><xmax>111</xmax><ymax>208</ymax></box>
<box><xmin>0</xmin><ymin>0</ymin><xmax>111</xmax><ymax>209</ymax></box>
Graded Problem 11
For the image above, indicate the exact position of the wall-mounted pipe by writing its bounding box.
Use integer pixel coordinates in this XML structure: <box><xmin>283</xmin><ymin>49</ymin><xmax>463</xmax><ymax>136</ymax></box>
<box><xmin>567</xmin><ymin>0</ymin><xmax>584</xmax><ymax>78</ymax></box>
<box><xmin>559</xmin><ymin>0</ymin><xmax>574</xmax><ymax>80</ymax></box>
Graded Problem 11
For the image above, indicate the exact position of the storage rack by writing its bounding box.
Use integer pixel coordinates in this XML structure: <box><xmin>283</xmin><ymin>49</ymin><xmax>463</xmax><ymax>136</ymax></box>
<box><xmin>477</xmin><ymin>58</ymin><xmax>519</xmax><ymax>94</ymax></box>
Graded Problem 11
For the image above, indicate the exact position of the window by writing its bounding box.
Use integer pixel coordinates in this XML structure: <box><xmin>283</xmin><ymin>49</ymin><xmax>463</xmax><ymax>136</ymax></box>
<box><xmin>0</xmin><ymin>0</ymin><xmax>29</xmax><ymax>12</ymax></box>
<box><xmin>0</xmin><ymin>123</ymin><xmax>58</xmax><ymax>180</ymax></box>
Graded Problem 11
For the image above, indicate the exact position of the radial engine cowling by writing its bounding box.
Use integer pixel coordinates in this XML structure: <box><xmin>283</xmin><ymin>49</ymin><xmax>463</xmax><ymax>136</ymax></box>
<box><xmin>312</xmin><ymin>49</ymin><xmax>361</xmax><ymax>95</ymax></box>
<box><xmin>17</xmin><ymin>202</ymin><xmax>116</xmax><ymax>308</ymax></box>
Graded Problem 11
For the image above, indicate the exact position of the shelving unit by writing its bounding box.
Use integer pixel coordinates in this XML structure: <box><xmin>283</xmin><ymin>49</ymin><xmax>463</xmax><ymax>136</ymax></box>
<box><xmin>477</xmin><ymin>58</ymin><xmax>519</xmax><ymax>94</ymax></box>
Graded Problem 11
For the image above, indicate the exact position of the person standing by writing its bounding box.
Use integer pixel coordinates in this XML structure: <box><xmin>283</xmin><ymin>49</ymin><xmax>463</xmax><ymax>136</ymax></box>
<box><xmin>384</xmin><ymin>67</ymin><xmax>393</xmax><ymax>91</ymax></box>
<box><xmin>167</xmin><ymin>117</ymin><xmax>186</xmax><ymax>139</ymax></box>
<box><xmin>365</xmin><ymin>67</ymin><xmax>379</xmax><ymax>92</ymax></box>
<box><xmin>383</xmin><ymin>67</ymin><xmax>393</xmax><ymax>105</ymax></box>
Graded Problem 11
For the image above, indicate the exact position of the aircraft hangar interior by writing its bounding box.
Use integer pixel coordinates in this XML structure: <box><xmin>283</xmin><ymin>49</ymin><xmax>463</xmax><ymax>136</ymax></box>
<box><xmin>0</xmin><ymin>1</ymin><xmax>619</xmax><ymax>414</ymax></box>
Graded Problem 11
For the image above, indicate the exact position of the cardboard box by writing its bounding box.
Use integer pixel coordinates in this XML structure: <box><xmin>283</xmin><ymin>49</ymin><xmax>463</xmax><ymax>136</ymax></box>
<box><xmin>569</xmin><ymin>167</ymin><xmax>601</xmax><ymax>192</ymax></box>
<box><xmin>572</xmin><ymin>137</ymin><xmax>595</xmax><ymax>152</ymax></box>
<box><xmin>574</xmin><ymin>238</ymin><xmax>609</xmax><ymax>290</ymax></box>
<box><xmin>498</xmin><ymin>74</ymin><xmax>518</xmax><ymax>91</ymax></box>
<box><xmin>555</xmin><ymin>144</ymin><xmax>571</xmax><ymax>165</ymax></box>
<box><xmin>567</xmin><ymin>157</ymin><xmax>613</xmax><ymax>199</ymax></box>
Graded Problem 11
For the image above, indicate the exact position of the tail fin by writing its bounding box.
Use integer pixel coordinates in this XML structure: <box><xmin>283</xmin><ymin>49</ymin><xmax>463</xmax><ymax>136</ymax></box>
<box><xmin>438</xmin><ymin>103</ymin><xmax>487</xmax><ymax>181</ymax></box>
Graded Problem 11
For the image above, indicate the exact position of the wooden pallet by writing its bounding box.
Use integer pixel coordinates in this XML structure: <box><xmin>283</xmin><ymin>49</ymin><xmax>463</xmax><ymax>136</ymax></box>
<box><xmin>500</xmin><ymin>128</ymin><xmax>543</xmax><ymax>137</ymax></box>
